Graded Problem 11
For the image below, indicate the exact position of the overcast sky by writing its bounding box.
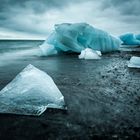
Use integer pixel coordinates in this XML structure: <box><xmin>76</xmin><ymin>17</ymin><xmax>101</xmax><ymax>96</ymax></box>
<box><xmin>0</xmin><ymin>0</ymin><xmax>140</xmax><ymax>39</ymax></box>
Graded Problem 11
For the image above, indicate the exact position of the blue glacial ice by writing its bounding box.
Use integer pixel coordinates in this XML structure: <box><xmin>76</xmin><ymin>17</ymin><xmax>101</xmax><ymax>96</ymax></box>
<box><xmin>119</xmin><ymin>33</ymin><xmax>140</xmax><ymax>46</ymax></box>
<box><xmin>128</xmin><ymin>56</ymin><xmax>140</xmax><ymax>68</ymax></box>
<box><xmin>0</xmin><ymin>64</ymin><xmax>65</xmax><ymax>116</ymax></box>
<box><xmin>136</xmin><ymin>34</ymin><xmax>140</xmax><ymax>40</ymax></box>
<box><xmin>40</xmin><ymin>23</ymin><xmax>121</xmax><ymax>56</ymax></box>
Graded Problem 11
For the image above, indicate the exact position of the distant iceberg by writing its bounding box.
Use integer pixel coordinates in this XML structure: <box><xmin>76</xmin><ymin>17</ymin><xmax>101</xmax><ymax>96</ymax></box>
<box><xmin>128</xmin><ymin>56</ymin><xmax>140</xmax><ymax>68</ymax></box>
<box><xmin>0</xmin><ymin>64</ymin><xmax>65</xmax><ymax>116</ymax></box>
<box><xmin>78</xmin><ymin>48</ymin><xmax>101</xmax><ymax>60</ymax></box>
<box><xmin>136</xmin><ymin>34</ymin><xmax>140</xmax><ymax>40</ymax></box>
<box><xmin>120</xmin><ymin>33</ymin><xmax>140</xmax><ymax>46</ymax></box>
<box><xmin>40</xmin><ymin>23</ymin><xmax>121</xmax><ymax>56</ymax></box>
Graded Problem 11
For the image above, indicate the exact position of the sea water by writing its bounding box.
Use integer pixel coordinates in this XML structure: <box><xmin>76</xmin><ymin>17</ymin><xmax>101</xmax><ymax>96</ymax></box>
<box><xmin>0</xmin><ymin>40</ymin><xmax>43</xmax><ymax>66</ymax></box>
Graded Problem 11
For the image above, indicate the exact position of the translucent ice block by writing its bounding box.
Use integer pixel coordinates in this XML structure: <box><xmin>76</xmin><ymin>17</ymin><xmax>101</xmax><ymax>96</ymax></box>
<box><xmin>0</xmin><ymin>64</ymin><xmax>65</xmax><ymax>116</ymax></box>
<box><xmin>78</xmin><ymin>48</ymin><xmax>101</xmax><ymax>60</ymax></box>
<box><xmin>128</xmin><ymin>56</ymin><xmax>140</xmax><ymax>68</ymax></box>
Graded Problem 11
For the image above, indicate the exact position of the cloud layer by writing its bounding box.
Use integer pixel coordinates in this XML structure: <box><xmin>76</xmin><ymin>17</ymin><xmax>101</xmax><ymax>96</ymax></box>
<box><xmin>0</xmin><ymin>0</ymin><xmax>139</xmax><ymax>39</ymax></box>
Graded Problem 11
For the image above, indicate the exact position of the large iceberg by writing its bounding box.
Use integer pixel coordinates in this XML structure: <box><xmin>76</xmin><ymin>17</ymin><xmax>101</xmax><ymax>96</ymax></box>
<box><xmin>119</xmin><ymin>33</ymin><xmax>140</xmax><ymax>46</ymax></box>
<box><xmin>40</xmin><ymin>23</ymin><xmax>121</xmax><ymax>56</ymax></box>
<box><xmin>0</xmin><ymin>64</ymin><xmax>65</xmax><ymax>116</ymax></box>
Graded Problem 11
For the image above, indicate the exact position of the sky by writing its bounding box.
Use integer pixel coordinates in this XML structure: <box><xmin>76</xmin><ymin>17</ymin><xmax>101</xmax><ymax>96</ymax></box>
<box><xmin>0</xmin><ymin>0</ymin><xmax>140</xmax><ymax>39</ymax></box>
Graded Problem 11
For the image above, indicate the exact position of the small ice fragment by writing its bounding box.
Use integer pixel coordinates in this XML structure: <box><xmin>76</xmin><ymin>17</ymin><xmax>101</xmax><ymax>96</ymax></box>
<box><xmin>128</xmin><ymin>56</ymin><xmax>140</xmax><ymax>68</ymax></box>
<box><xmin>0</xmin><ymin>64</ymin><xmax>65</xmax><ymax>116</ymax></box>
<box><xmin>78</xmin><ymin>48</ymin><xmax>101</xmax><ymax>60</ymax></box>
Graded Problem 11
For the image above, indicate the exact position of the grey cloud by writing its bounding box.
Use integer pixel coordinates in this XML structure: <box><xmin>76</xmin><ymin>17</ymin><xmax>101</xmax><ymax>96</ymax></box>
<box><xmin>102</xmin><ymin>0</ymin><xmax>140</xmax><ymax>16</ymax></box>
<box><xmin>1</xmin><ymin>0</ymin><xmax>140</xmax><ymax>17</ymax></box>
<box><xmin>0</xmin><ymin>0</ymin><xmax>139</xmax><ymax>38</ymax></box>
<box><xmin>0</xmin><ymin>0</ymin><xmax>88</xmax><ymax>13</ymax></box>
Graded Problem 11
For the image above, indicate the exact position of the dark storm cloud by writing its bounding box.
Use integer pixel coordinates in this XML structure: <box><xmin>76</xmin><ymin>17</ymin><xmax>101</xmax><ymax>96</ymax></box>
<box><xmin>0</xmin><ymin>0</ymin><xmax>87</xmax><ymax>13</ymax></box>
<box><xmin>0</xmin><ymin>0</ymin><xmax>90</xmax><ymax>36</ymax></box>
<box><xmin>101</xmin><ymin>0</ymin><xmax>140</xmax><ymax>27</ymax></box>
<box><xmin>102</xmin><ymin>0</ymin><xmax>140</xmax><ymax>15</ymax></box>
<box><xmin>0</xmin><ymin>0</ymin><xmax>139</xmax><ymax>38</ymax></box>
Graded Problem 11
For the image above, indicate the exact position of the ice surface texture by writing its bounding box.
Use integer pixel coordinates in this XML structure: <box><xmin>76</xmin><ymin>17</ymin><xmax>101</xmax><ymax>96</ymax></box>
<box><xmin>128</xmin><ymin>56</ymin><xmax>140</xmax><ymax>68</ymax></box>
<box><xmin>120</xmin><ymin>33</ymin><xmax>140</xmax><ymax>45</ymax></box>
<box><xmin>40</xmin><ymin>43</ymin><xmax>58</xmax><ymax>56</ymax></box>
<box><xmin>0</xmin><ymin>64</ymin><xmax>65</xmax><ymax>116</ymax></box>
<box><xmin>78</xmin><ymin>48</ymin><xmax>101</xmax><ymax>60</ymax></box>
<box><xmin>40</xmin><ymin>23</ymin><xmax>121</xmax><ymax>56</ymax></box>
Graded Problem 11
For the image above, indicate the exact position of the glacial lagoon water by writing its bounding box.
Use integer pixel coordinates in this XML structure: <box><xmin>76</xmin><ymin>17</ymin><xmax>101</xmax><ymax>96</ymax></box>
<box><xmin>0</xmin><ymin>40</ymin><xmax>43</xmax><ymax>66</ymax></box>
<box><xmin>0</xmin><ymin>40</ymin><xmax>140</xmax><ymax>139</ymax></box>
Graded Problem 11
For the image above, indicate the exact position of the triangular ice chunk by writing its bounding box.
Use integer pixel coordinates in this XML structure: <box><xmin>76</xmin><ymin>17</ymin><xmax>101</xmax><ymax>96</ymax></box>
<box><xmin>0</xmin><ymin>64</ymin><xmax>65</xmax><ymax>116</ymax></box>
<box><xmin>128</xmin><ymin>56</ymin><xmax>140</xmax><ymax>68</ymax></box>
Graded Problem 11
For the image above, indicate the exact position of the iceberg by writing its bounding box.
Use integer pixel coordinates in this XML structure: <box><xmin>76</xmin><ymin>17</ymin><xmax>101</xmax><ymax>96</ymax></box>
<box><xmin>78</xmin><ymin>48</ymin><xmax>101</xmax><ymax>60</ymax></box>
<box><xmin>40</xmin><ymin>23</ymin><xmax>121</xmax><ymax>56</ymax></box>
<box><xmin>128</xmin><ymin>56</ymin><xmax>140</xmax><ymax>68</ymax></box>
<box><xmin>136</xmin><ymin>34</ymin><xmax>140</xmax><ymax>40</ymax></box>
<box><xmin>120</xmin><ymin>33</ymin><xmax>140</xmax><ymax>46</ymax></box>
<box><xmin>0</xmin><ymin>64</ymin><xmax>65</xmax><ymax>116</ymax></box>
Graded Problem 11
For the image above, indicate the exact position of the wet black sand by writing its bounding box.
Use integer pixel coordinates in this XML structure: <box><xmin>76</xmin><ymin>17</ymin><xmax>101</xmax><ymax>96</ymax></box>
<box><xmin>0</xmin><ymin>50</ymin><xmax>140</xmax><ymax>140</ymax></box>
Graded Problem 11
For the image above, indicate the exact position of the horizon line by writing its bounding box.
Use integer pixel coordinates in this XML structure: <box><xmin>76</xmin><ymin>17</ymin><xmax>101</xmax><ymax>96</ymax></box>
<box><xmin>0</xmin><ymin>38</ymin><xmax>45</xmax><ymax>40</ymax></box>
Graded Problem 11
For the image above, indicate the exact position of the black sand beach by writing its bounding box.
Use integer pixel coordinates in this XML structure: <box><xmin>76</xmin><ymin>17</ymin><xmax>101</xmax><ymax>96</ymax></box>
<box><xmin>0</xmin><ymin>40</ymin><xmax>140</xmax><ymax>139</ymax></box>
